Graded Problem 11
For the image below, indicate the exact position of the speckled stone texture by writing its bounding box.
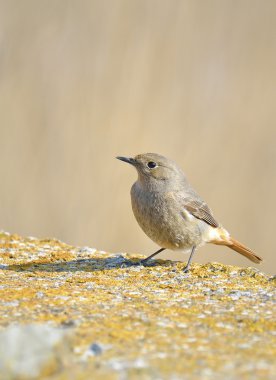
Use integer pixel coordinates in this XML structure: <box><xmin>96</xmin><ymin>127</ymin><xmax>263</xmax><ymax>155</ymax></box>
<box><xmin>0</xmin><ymin>231</ymin><xmax>275</xmax><ymax>379</ymax></box>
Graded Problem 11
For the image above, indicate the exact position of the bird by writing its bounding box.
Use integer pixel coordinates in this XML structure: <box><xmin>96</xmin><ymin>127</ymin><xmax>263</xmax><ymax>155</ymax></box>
<box><xmin>116</xmin><ymin>153</ymin><xmax>262</xmax><ymax>272</ymax></box>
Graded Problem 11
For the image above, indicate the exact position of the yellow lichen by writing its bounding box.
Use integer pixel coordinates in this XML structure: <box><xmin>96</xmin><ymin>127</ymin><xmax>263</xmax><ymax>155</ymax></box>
<box><xmin>0</xmin><ymin>232</ymin><xmax>275</xmax><ymax>379</ymax></box>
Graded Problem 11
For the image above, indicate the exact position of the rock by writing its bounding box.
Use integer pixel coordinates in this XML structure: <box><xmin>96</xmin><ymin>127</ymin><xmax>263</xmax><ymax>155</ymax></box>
<box><xmin>0</xmin><ymin>324</ymin><xmax>73</xmax><ymax>379</ymax></box>
<box><xmin>89</xmin><ymin>343</ymin><xmax>103</xmax><ymax>356</ymax></box>
<box><xmin>0</xmin><ymin>232</ymin><xmax>275</xmax><ymax>379</ymax></box>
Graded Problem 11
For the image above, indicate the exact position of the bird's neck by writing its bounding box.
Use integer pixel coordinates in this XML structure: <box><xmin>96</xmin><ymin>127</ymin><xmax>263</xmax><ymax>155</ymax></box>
<box><xmin>135</xmin><ymin>176</ymin><xmax>186</xmax><ymax>193</ymax></box>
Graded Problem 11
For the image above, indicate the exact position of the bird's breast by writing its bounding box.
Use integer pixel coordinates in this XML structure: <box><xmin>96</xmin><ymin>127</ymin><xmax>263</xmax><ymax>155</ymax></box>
<box><xmin>130</xmin><ymin>184</ymin><xmax>204</xmax><ymax>250</ymax></box>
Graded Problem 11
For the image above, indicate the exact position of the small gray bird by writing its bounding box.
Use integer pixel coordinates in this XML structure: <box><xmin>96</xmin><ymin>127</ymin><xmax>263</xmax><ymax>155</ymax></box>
<box><xmin>117</xmin><ymin>153</ymin><xmax>262</xmax><ymax>272</ymax></box>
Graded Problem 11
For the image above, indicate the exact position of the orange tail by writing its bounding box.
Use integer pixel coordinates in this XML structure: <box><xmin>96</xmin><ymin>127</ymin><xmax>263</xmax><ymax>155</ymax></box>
<box><xmin>222</xmin><ymin>237</ymin><xmax>262</xmax><ymax>264</ymax></box>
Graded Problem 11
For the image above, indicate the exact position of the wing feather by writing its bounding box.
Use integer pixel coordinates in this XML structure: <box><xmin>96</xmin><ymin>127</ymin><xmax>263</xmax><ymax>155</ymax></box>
<box><xmin>183</xmin><ymin>198</ymin><xmax>219</xmax><ymax>228</ymax></box>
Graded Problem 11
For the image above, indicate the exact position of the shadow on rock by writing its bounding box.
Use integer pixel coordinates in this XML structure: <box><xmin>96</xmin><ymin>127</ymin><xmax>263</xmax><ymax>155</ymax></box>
<box><xmin>3</xmin><ymin>256</ymin><xmax>165</xmax><ymax>273</ymax></box>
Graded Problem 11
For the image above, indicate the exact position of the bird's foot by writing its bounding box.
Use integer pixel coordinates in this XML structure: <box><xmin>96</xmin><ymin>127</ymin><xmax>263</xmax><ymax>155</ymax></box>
<box><xmin>182</xmin><ymin>264</ymin><xmax>190</xmax><ymax>273</ymax></box>
<box><xmin>139</xmin><ymin>258</ymin><xmax>155</xmax><ymax>267</ymax></box>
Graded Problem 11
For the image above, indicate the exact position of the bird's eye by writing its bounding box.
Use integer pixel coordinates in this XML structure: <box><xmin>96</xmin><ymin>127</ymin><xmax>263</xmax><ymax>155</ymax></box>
<box><xmin>147</xmin><ymin>161</ymin><xmax>157</xmax><ymax>169</ymax></box>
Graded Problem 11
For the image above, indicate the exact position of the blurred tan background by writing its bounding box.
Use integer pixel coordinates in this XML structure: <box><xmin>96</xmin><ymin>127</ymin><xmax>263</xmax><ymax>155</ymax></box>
<box><xmin>0</xmin><ymin>0</ymin><xmax>275</xmax><ymax>273</ymax></box>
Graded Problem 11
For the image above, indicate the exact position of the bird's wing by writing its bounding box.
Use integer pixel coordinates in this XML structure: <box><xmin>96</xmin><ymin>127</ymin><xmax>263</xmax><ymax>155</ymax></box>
<box><xmin>182</xmin><ymin>197</ymin><xmax>219</xmax><ymax>228</ymax></box>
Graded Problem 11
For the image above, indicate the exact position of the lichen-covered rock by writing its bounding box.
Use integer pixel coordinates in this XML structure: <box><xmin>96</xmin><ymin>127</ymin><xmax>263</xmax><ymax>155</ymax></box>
<box><xmin>0</xmin><ymin>231</ymin><xmax>275</xmax><ymax>379</ymax></box>
<box><xmin>0</xmin><ymin>324</ymin><xmax>73</xmax><ymax>379</ymax></box>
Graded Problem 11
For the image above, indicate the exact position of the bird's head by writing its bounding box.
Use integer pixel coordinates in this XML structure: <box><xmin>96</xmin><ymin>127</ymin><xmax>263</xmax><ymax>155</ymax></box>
<box><xmin>116</xmin><ymin>153</ymin><xmax>187</xmax><ymax>191</ymax></box>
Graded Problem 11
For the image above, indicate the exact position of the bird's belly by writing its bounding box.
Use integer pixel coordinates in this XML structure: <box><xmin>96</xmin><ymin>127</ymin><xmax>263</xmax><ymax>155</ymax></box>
<box><xmin>131</xmin><ymin>189</ymin><xmax>205</xmax><ymax>250</ymax></box>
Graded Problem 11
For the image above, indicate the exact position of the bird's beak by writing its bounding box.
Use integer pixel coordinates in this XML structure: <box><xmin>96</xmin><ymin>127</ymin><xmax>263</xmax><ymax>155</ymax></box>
<box><xmin>116</xmin><ymin>156</ymin><xmax>136</xmax><ymax>166</ymax></box>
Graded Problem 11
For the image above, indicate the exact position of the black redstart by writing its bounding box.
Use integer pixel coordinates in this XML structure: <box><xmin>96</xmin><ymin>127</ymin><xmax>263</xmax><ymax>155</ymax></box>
<box><xmin>117</xmin><ymin>153</ymin><xmax>262</xmax><ymax>272</ymax></box>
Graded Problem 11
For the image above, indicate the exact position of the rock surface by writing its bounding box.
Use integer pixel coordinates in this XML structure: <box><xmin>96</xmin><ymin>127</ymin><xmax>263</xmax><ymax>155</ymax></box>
<box><xmin>0</xmin><ymin>324</ymin><xmax>72</xmax><ymax>379</ymax></box>
<box><xmin>0</xmin><ymin>231</ymin><xmax>275</xmax><ymax>379</ymax></box>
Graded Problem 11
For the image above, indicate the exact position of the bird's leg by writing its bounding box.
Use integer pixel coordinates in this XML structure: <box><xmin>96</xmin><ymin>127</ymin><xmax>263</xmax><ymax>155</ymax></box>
<box><xmin>140</xmin><ymin>248</ymin><xmax>166</xmax><ymax>265</ymax></box>
<box><xmin>182</xmin><ymin>246</ymin><xmax>196</xmax><ymax>272</ymax></box>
